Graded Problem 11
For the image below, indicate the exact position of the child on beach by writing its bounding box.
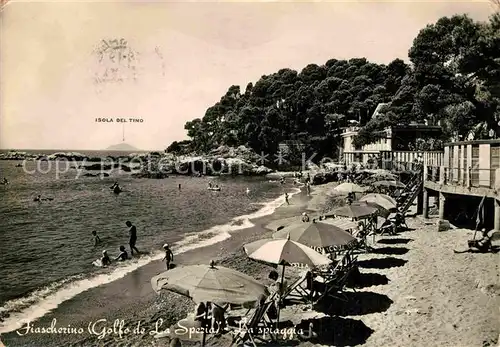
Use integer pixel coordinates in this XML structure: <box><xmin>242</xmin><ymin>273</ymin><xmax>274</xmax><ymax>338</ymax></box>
<box><xmin>92</xmin><ymin>230</ymin><xmax>101</xmax><ymax>246</ymax></box>
<box><xmin>162</xmin><ymin>243</ymin><xmax>174</xmax><ymax>270</ymax></box>
<box><xmin>101</xmin><ymin>250</ymin><xmax>111</xmax><ymax>267</ymax></box>
<box><xmin>115</xmin><ymin>246</ymin><xmax>129</xmax><ymax>261</ymax></box>
<box><xmin>302</xmin><ymin>212</ymin><xmax>310</xmax><ymax>222</ymax></box>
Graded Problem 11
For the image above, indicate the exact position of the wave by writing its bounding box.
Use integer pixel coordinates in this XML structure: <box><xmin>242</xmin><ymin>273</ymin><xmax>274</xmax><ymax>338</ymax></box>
<box><xmin>0</xmin><ymin>187</ymin><xmax>301</xmax><ymax>334</ymax></box>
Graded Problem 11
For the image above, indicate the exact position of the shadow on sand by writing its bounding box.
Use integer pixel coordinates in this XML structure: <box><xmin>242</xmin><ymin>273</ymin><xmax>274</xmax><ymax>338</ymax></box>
<box><xmin>377</xmin><ymin>238</ymin><xmax>413</xmax><ymax>245</ymax></box>
<box><xmin>315</xmin><ymin>291</ymin><xmax>393</xmax><ymax>316</ymax></box>
<box><xmin>347</xmin><ymin>272</ymin><xmax>390</xmax><ymax>289</ymax></box>
<box><xmin>296</xmin><ymin>316</ymin><xmax>373</xmax><ymax>346</ymax></box>
<box><xmin>371</xmin><ymin>247</ymin><xmax>409</xmax><ymax>255</ymax></box>
<box><xmin>357</xmin><ymin>257</ymin><xmax>407</xmax><ymax>269</ymax></box>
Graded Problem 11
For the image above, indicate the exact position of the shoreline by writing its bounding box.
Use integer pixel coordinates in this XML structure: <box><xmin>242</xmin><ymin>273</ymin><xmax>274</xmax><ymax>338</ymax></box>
<box><xmin>1</xmin><ymin>184</ymin><xmax>313</xmax><ymax>346</ymax></box>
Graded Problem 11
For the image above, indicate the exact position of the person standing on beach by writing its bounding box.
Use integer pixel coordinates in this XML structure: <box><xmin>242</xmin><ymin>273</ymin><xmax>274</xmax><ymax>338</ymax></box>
<box><xmin>92</xmin><ymin>230</ymin><xmax>101</xmax><ymax>246</ymax></box>
<box><xmin>126</xmin><ymin>221</ymin><xmax>140</xmax><ymax>256</ymax></box>
<box><xmin>285</xmin><ymin>193</ymin><xmax>290</xmax><ymax>205</ymax></box>
<box><xmin>162</xmin><ymin>243</ymin><xmax>174</xmax><ymax>269</ymax></box>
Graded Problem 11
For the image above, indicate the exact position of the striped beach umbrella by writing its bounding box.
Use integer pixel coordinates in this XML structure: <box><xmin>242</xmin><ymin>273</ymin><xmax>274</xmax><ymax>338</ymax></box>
<box><xmin>272</xmin><ymin>220</ymin><xmax>356</xmax><ymax>249</ymax></box>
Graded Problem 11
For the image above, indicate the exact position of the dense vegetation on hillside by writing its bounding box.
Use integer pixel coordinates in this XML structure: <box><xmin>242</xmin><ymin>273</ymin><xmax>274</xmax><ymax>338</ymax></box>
<box><xmin>168</xmin><ymin>13</ymin><xmax>500</xmax><ymax>161</ymax></box>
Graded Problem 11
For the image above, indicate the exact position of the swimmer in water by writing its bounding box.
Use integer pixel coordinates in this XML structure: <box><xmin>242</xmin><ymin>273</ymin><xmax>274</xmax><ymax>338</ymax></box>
<box><xmin>34</xmin><ymin>195</ymin><xmax>42</xmax><ymax>202</ymax></box>
<box><xmin>2</xmin><ymin>178</ymin><xmax>8</xmax><ymax>185</ymax></box>
<box><xmin>101</xmin><ymin>250</ymin><xmax>111</xmax><ymax>267</ymax></box>
<box><xmin>115</xmin><ymin>245</ymin><xmax>129</xmax><ymax>261</ymax></box>
<box><xmin>92</xmin><ymin>230</ymin><xmax>101</xmax><ymax>246</ymax></box>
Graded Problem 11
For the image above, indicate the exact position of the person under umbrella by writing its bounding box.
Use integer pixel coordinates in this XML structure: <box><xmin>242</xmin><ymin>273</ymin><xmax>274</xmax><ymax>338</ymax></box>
<box><xmin>151</xmin><ymin>260</ymin><xmax>269</xmax><ymax>346</ymax></box>
<box><xmin>243</xmin><ymin>237</ymin><xmax>331</xmax><ymax>327</ymax></box>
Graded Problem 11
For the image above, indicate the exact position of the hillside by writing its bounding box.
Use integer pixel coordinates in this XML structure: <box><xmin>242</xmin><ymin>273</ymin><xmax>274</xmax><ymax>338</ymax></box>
<box><xmin>105</xmin><ymin>142</ymin><xmax>139</xmax><ymax>151</ymax></box>
<box><xmin>171</xmin><ymin>13</ymin><xmax>499</xmax><ymax>163</ymax></box>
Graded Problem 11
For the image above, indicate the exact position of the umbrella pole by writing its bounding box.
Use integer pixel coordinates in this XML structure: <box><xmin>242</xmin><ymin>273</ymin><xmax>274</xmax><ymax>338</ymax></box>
<box><xmin>202</xmin><ymin>303</ymin><xmax>209</xmax><ymax>347</ymax></box>
<box><xmin>276</xmin><ymin>264</ymin><xmax>286</xmax><ymax>331</ymax></box>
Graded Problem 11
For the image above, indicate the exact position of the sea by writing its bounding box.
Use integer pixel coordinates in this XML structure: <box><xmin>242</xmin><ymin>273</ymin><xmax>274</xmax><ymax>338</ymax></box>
<box><xmin>0</xmin><ymin>150</ymin><xmax>300</xmax><ymax>334</ymax></box>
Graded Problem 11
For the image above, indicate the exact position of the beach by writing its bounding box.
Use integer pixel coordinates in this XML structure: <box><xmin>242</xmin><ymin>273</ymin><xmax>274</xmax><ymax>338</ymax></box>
<box><xmin>2</xmin><ymin>182</ymin><xmax>500</xmax><ymax>347</ymax></box>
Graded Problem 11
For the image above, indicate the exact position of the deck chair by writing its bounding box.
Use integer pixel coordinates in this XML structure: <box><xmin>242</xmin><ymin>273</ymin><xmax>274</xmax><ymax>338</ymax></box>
<box><xmin>313</xmin><ymin>251</ymin><xmax>356</xmax><ymax>285</ymax></box>
<box><xmin>280</xmin><ymin>270</ymin><xmax>310</xmax><ymax>304</ymax></box>
<box><xmin>352</xmin><ymin>228</ymin><xmax>370</xmax><ymax>252</ymax></box>
<box><xmin>229</xmin><ymin>297</ymin><xmax>277</xmax><ymax>347</ymax></box>
<box><xmin>378</xmin><ymin>220</ymin><xmax>397</xmax><ymax>236</ymax></box>
<box><xmin>314</xmin><ymin>266</ymin><xmax>356</xmax><ymax>304</ymax></box>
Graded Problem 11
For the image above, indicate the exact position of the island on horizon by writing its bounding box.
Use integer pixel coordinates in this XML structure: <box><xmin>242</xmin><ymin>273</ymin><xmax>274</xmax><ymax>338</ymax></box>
<box><xmin>105</xmin><ymin>142</ymin><xmax>140</xmax><ymax>151</ymax></box>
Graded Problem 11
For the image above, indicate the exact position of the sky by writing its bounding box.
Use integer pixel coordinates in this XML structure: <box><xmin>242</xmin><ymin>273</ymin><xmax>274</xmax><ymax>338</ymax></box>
<box><xmin>0</xmin><ymin>0</ymin><xmax>496</xmax><ymax>151</ymax></box>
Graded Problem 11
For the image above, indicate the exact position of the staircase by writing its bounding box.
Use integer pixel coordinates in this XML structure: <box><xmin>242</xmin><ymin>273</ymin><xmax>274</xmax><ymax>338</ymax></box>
<box><xmin>397</xmin><ymin>169</ymin><xmax>423</xmax><ymax>215</ymax></box>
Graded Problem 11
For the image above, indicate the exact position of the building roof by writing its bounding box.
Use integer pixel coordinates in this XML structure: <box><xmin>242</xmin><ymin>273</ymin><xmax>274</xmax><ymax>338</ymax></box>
<box><xmin>371</xmin><ymin>103</ymin><xmax>390</xmax><ymax>119</ymax></box>
<box><xmin>391</xmin><ymin>124</ymin><xmax>442</xmax><ymax>132</ymax></box>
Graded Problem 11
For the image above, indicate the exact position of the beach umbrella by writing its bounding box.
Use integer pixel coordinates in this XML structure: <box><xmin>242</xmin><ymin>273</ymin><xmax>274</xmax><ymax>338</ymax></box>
<box><xmin>151</xmin><ymin>261</ymin><xmax>268</xmax><ymax>306</ymax></box>
<box><xmin>272</xmin><ymin>220</ymin><xmax>356</xmax><ymax>249</ymax></box>
<box><xmin>331</xmin><ymin>202</ymin><xmax>378</xmax><ymax>219</ymax></box>
<box><xmin>359</xmin><ymin>193</ymin><xmax>397</xmax><ymax>211</ymax></box>
<box><xmin>151</xmin><ymin>261</ymin><xmax>268</xmax><ymax>346</ymax></box>
<box><xmin>265</xmin><ymin>215</ymin><xmax>304</xmax><ymax>231</ymax></box>
<box><xmin>373</xmin><ymin>180</ymin><xmax>406</xmax><ymax>188</ymax></box>
<box><xmin>244</xmin><ymin>237</ymin><xmax>332</xmax><ymax>327</ymax></box>
<box><xmin>244</xmin><ymin>237</ymin><xmax>332</xmax><ymax>269</ymax></box>
<box><xmin>362</xmin><ymin>202</ymin><xmax>390</xmax><ymax>219</ymax></box>
<box><xmin>331</xmin><ymin>182</ymin><xmax>366</xmax><ymax>194</ymax></box>
<box><xmin>320</xmin><ymin>217</ymin><xmax>358</xmax><ymax>231</ymax></box>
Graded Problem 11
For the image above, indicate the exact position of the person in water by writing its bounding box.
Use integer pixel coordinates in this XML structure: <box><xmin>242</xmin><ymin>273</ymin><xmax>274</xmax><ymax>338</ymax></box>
<box><xmin>126</xmin><ymin>221</ymin><xmax>140</xmax><ymax>255</ymax></box>
<box><xmin>92</xmin><ymin>230</ymin><xmax>101</xmax><ymax>246</ymax></box>
<box><xmin>101</xmin><ymin>250</ymin><xmax>111</xmax><ymax>267</ymax></box>
<box><xmin>162</xmin><ymin>243</ymin><xmax>174</xmax><ymax>270</ymax></box>
<box><xmin>2</xmin><ymin>178</ymin><xmax>8</xmax><ymax>185</ymax></box>
<box><xmin>178</xmin><ymin>183</ymin><xmax>181</xmax><ymax>190</ymax></box>
<box><xmin>110</xmin><ymin>182</ymin><xmax>121</xmax><ymax>194</ymax></box>
<box><xmin>115</xmin><ymin>245</ymin><xmax>129</xmax><ymax>261</ymax></box>
<box><xmin>285</xmin><ymin>192</ymin><xmax>290</xmax><ymax>205</ymax></box>
<box><xmin>246</xmin><ymin>187</ymin><xmax>250</xmax><ymax>196</ymax></box>
<box><xmin>34</xmin><ymin>195</ymin><xmax>42</xmax><ymax>202</ymax></box>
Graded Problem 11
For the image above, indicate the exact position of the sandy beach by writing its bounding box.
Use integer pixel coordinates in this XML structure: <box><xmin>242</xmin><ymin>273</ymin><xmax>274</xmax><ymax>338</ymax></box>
<box><xmin>2</xmin><ymin>183</ymin><xmax>499</xmax><ymax>347</ymax></box>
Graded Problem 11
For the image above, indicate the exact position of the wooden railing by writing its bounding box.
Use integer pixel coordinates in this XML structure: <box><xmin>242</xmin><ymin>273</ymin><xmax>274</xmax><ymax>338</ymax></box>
<box><xmin>425</xmin><ymin>166</ymin><xmax>496</xmax><ymax>189</ymax></box>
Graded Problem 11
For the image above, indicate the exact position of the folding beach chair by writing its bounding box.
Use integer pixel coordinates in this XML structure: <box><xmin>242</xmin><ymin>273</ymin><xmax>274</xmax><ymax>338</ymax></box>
<box><xmin>378</xmin><ymin>219</ymin><xmax>397</xmax><ymax>236</ymax></box>
<box><xmin>280</xmin><ymin>270</ymin><xmax>310</xmax><ymax>304</ymax></box>
<box><xmin>229</xmin><ymin>296</ymin><xmax>277</xmax><ymax>347</ymax></box>
<box><xmin>315</xmin><ymin>266</ymin><xmax>356</xmax><ymax>304</ymax></box>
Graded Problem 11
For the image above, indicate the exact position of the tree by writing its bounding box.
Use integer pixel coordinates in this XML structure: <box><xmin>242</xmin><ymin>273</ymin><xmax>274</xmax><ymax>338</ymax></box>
<box><xmin>177</xmin><ymin>14</ymin><xmax>500</xmax><ymax>161</ymax></box>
